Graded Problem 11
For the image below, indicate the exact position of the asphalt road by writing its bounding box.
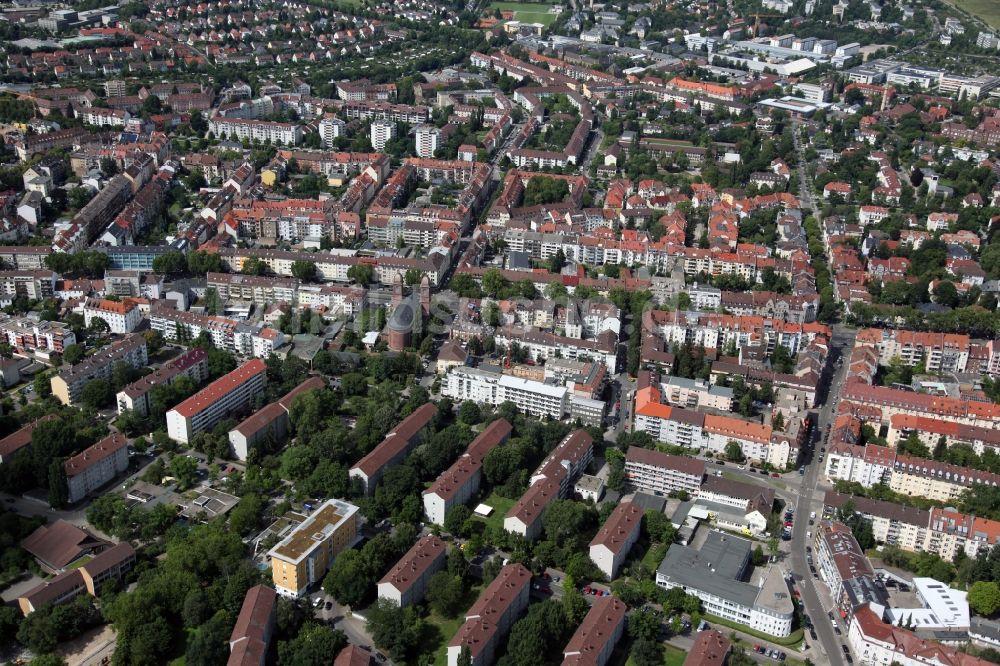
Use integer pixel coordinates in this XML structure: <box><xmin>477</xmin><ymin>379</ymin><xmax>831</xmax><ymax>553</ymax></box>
<box><xmin>787</xmin><ymin>324</ymin><xmax>856</xmax><ymax>666</ymax></box>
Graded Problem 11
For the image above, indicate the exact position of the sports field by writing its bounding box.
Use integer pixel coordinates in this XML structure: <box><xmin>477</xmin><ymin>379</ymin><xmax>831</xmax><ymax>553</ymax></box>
<box><xmin>487</xmin><ymin>0</ymin><xmax>561</xmax><ymax>26</ymax></box>
<box><xmin>949</xmin><ymin>0</ymin><xmax>1000</xmax><ymax>29</ymax></box>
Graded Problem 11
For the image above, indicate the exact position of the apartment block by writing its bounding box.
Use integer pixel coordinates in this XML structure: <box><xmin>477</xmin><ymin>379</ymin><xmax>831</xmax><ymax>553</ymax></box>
<box><xmin>18</xmin><ymin>542</ymin><xmax>135</xmax><ymax>615</ymax></box>
<box><xmin>662</xmin><ymin>376</ymin><xmax>734</xmax><ymax>411</ymax></box>
<box><xmin>0</xmin><ymin>270</ymin><xmax>56</xmax><ymax>303</ymax></box>
<box><xmin>840</xmin><ymin>381</ymin><xmax>1000</xmax><ymax>428</ymax></box>
<box><xmin>150</xmin><ymin>305</ymin><xmax>285</xmax><ymax>358</ymax></box>
<box><xmin>208</xmin><ymin>118</ymin><xmax>303</xmax><ymax>145</ymax></box>
<box><xmin>51</xmin><ymin>335</ymin><xmax>148</xmax><ymax>405</ymax></box>
<box><xmin>228</xmin><ymin>585</ymin><xmax>277</xmax><ymax>666</ymax></box>
<box><xmin>589</xmin><ymin>501</ymin><xmax>642</xmax><ymax>580</ymax></box>
<box><xmin>377</xmin><ymin>534</ymin><xmax>447</xmax><ymax>607</ymax></box>
<box><xmin>0</xmin><ymin>415</ymin><xmax>58</xmax><ymax>464</ymax></box>
<box><xmin>268</xmin><ymin>499</ymin><xmax>360</xmax><ymax>598</ymax></box>
<box><xmin>624</xmin><ymin>446</ymin><xmax>705</xmax><ymax>496</ymax></box>
<box><xmin>443</xmin><ymin>365</ymin><xmax>569</xmax><ymax>419</ymax></box>
<box><xmin>116</xmin><ymin>348</ymin><xmax>209</xmax><ymax>417</ymax></box>
<box><xmin>81</xmin><ymin>298</ymin><xmax>142</xmax><ymax>334</ymax></box>
<box><xmin>166</xmin><ymin>359</ymin><xmax>267</xmax><ymax>444</ymax></box>
<box><xmin>64</xmin><ymin>432</ymin><xmax>129</xmax><ymax>504</ymax></box>
<box><xmin>423</xmin><ymin>419</ymin><xmax>512</xmax><ymax>525</ymax></box>
<box><xmin>349</xmin><ymin>403</ymin><xmax>437</xmax><ymax>495</ymax></box>
<box><xmin>813</xmin><ymin>521</ymin><xmax>874</xmax><ymax>606</ymax></box>
<box><xmin>228</xmin><ymin>376</ymin><xmax>326</xmax><ymax>461</ymax></box>
<box><xmin>505</xmin><ymin>430</ymin><xmax>593</xmax><ymax>540</ymax></box>
<box><xmin>855</xmin><ymin>328</ymin><xmax>970</xmax><ymax>373</ymax></box>
<box><xmin>561</xmin><ymin>596</ymin><xmax>627</xmax><ymax>666</ymax></box>
<box><xmin>0</xmin><ymin>315</ymin><xmax>75</xmax><ymax>356</ymax></box>
<box><xmin>447</xmin><ymin>564</ymin><xmax>531</xmax><ymax>666</ymax></box>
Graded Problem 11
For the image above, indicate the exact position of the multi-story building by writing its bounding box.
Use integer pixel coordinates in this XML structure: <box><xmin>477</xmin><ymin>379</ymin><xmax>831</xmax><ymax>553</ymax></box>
<box><xmin>64</xmin><ymin>432</ymin><xmax>129</xmax><ymax>504</ymax></box>
<box><xmin>0</xmin><ymin>415</ymin><xmax>58</xmax><ymax>464</ymax></box>
<box><xmin>349</xmin><ymin>403</ymin><xmax>437</xmax><ymax>494</ymax></box>
<box><xmin>0</xmin><ymin>316</ymin><xmax>75</xmax><ymax>356</ymax></box>
<box><xmin>229</xmin><ymin>585</ymin><xmax>277</xmax><ymax>666</ymax></box>
<box><xmin>51</xmin><ymin>335</ymin><xmax>148</xmax><ymax>405</ymax></box>
<box><xmin>447</xmin><ymin>564</ymin><xmax>531</xmax><ymax>666</ymax></box>
<box><xmin>623</xmin><ymin>446</ymin><xmax>705</xmax><ymax>496</ymax></box>
<box><xmin>655</xmin><ymin>531</ymin><xmax>795</xmax><ymax>637</ymax></box>
<box><xmin>18</xmin><ymin>542</ymin><xmax>135</xmax><ymax>616</ymax></box>
<box><xmin>318</xmin><ymin>117</ymin><xmax>346</xmax><ymax>148</ymax></box>
<box><xmin>442</xmin><ymin>366</ymin><xmax>569</xmax><ymax>420</ymax></box>
<box><xmin>423</xmin><ymin>419</ymin><xmax>512</xmax><ymax>525</ymax></box>
<box><xmin>166</xmin><ymin>359</ymin><xmax>267</xmax><ymax>444</ymax></box>
<box><xmin>228</xmin><ymin>376</ymin><xmax>325</xmax><ymax>461</ymax></box>
<box><xmin>840</xmin><ymin>381</ymin><xmax>1000</xmax><ymax>428</ymax></box>
<box><xmin>560</xmin><ymin>596</ymin><xmax>627</xmax><ymax>666</ymax></box>
<box><xmin>149</xmin><ymin>305</ymin><xmax>284</xmax><ymax>359</ymax></box>
<box><xmin>415</xmin><ymin>125</ymin><xmax>441</xmax><ymax>158</ymax></box>
<box><xmin>82</xmin><ymin>298</ymin><xmax>143</xmax><ymax>334</ymax></box>
<box><xmin>505</xmin><ymin>430</ymin><xmax>593</xmax><ymax>539</ymax></box>
<box><xmin>589</xmin><ymin>501</ymin><xmax>642</xmax><ymax>580</ymax></box>
<box><xmin>661</xmin><ymin>376</ymin><xmax>734</xmax><ymax>411</ymax></box>
<box><xmin>377</xmin><ymin>534</ymin><xmax>447</xmax><ymax>607</ymax></box>
<box><xmin>848</xmin><ymin>604</ymin><xmax>990</xmax><ymax>666</ymax></box>
<box><xmin>208</xmin><ymin>118</ymin><xmax>303</xmax><ymax>145</ymax></box>
<box><xmin>855</xmin><ymin>329</ymin><xmax>970</xmax><ymax>373</ymax></box>
<box><xmin>268</xmin><ymin>498</ymin><xmax>360</xmax><ymax>597</ymax></box>
<box><xmin>116</xmin><ymin>348</ymin><xmax>209</xmax><ymax>417</ymax></box>
<box><xmin>813</xmin><ymin>521</ymin><xmax>875</xmax><ymax>608</ymax></box>
<box><xmin>0</xmin><ymin>271</ymin><xmax>56</xmax><ymax>303</ymax></box>
<box><xmin>371</xmin><ymin>119</ymin><xmax>396</xmax><ymax>152</ymax></box>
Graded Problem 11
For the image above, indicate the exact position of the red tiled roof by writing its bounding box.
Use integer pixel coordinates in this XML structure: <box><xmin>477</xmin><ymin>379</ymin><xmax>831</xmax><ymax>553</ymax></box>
<box><xmin>589</xmin><ymin>501</ymin><xmax>642</xmax><ymax>554</ymax></box>
<box><xmin>561</xmin><ymin>595</ymin><xmax>627</xmax><ymax>665</ymax></box>
<box><xmin>64</xmin><ymin>432</ymin><xmax>127</xmax><ymax>478</ymax></box>
<box><xmin>171</xmin><ymin>359</ymin><xmax>267</xmax><ymax>418</ymax></box>
<box><xmin>683</xmin><ymin>630</ymin><xmax>731</xmax><ymax>666</ymax></box>
<box><xmin>352</xmin><ymin>403</ymin><xmax>437</xmax><ymax>477</ymax></box>
<box><xmin>0</xmin><ymin>414</ymin><xmax>58</xmax><ymax>459</ymax></box>
<box><xmin>378</xmin><ymin>534</ymin><xmax>447</xmax><ymax>595</ymax></box>
<box><xmin>229</xmin><ymin>584</ymin><xmax>276</xmax><ymax>666</ymax></box>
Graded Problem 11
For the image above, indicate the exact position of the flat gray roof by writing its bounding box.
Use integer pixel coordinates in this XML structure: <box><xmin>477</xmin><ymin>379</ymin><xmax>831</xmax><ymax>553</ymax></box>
<box><xmin>656</xmin><ymin>531</ymin><xmax>759</xmax><ymax>608</ymax></box>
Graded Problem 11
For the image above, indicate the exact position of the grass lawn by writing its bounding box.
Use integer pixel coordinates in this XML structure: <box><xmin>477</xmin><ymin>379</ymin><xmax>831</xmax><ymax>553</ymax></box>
<box><xmin>472</xmin><ymin>491</ymin><xmax>516</xmax><ymax>532</ymax></box>
<box><xmin>423</xmin><ymin>585</ymin><xmax>484</xmax><ymax>666</ymax></box>
<box><xmin>949</xmin><ymin>0</ymin><xmax>1000</xmax><ymax>28</ymax></box>
<box><xmin>640</xmin><ymin>543</ymin><xmax>668</xmax><ymax>572</ymax></box>
<box><xmin>704</xmin><ymin>613</ymin><xmax>804</xmax><ymax>648</ymax></box>
<box><xmin>625</xmin><ymin>644</ymin><xmax>686</xmax><ymax>666</ymax></box>
<box><xmin>486</xmin><ymin>0</ymin><xmax>561</xmax><ymax>26</ymax></box>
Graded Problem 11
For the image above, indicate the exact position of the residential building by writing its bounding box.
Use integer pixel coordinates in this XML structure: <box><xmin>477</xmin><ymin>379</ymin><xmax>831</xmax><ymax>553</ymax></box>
<box><xmin>371</xmin><ymin>119</ymin><xmax>396</xmax><ymax>152</ymax></box>
<box><xmin>268</xmin><ymin>498</ymin><xmax>360</xmax><ymax>598</ymax></box>
<box><xmin>51</xmin><ymin>335</ymin><xmax>148</xmax><ymax>405</ymax></box>
<box><xmin>0</xmin><ymin>415</ymin><xmax>58</xmax><ymax>464</ymax></box>
<box><xmin>349</xmin><ymin>403</ymin><xmax>437</xmax><ymax>494</ymax></box>
<box><xmin>228</xmin><ymin>585</ymin><xmax>277</xmax><ymax>666</ymax></box>
<box><xmin>377</xmin><ymin>535</ymin><xmax>448</xmax><ymax>607</ymax></box>
<box><xmin>208</xmin><ymin>118</ymin><xmax>303</xmax><ymax>145</ymax></box>
<box><xmin>589</xmin><ymin>501</ymin><xmax>642</xmax><ymax>579</ymax></box>
<box><xmin>82</xmin><ymin>298</ymin><xmax>143</xmax><ymax>334</ymax></box>
<box><xmin>0</xmin><ymin>316</ymin><xmax>75</xmax><ymax>357</ymax></box>
<box><xmin>415</xmin><ymin>125</ymin><xmax>441</xmax><ymax>158</ymax></box>
<box><xmin>560</xmin><ymin>596</ymin><xmax>627</xmax><ymax>666</ymax></box>
<box><xmin>447</xmin><ymin>564</ymin><xmax>532</xmax><ymax>666</ymax></box>
<box><xmin>855</xmin><ymin>328</ymin><xmax>970</xmax><ymax>373</ymax></box>
<box><xmin>18</xmin><ymin>542</ymin><xmax>135</xmax><ymax>616</ymax></box>
<box><xmin>116</xmin><ymin>348</ymin><xmax>209</xmax><ymax>417</ymax></box>
<box><xmin>682</xmin><ymin>630</ymin><xmax>731</xmax><ymax>666</ymax></box>
<box><xmin>848</xmin><ymin>604</ymin><xmax>992</xmax><ymax>666</ymax></box>
<box><xmin>166</xmin><ymin>359</ymin><xmax>267</xmax><ymax>444</ymax></box>
<box><xmin>662</xmin><ymin>376</ymin><xmax>734</xmax><ymax>411</ymax></box>
<box><xmin>442</xmin><ymin>365</ymin><xmax>569</xmax><ymax>420</ymax></box>
<box><xmin>64</xmin><ymin>432</ymin><xmax>129</xmax><ymax>504</ymax></box>
<box><xmin>505</xmin><ymin>430</ymin><xmax>593</xmax><ymax>539</ymax></box>
<box><xmin>228</xmin><ymin>376</ymin><xmax>325</xmax><ymax>461</ymax></box>
<box><xmin>655</xmin><ymin>531</ymin><xmax>794</xmax><ymax>637</ymax></box>
<box><xmin>624</xmin><ymin>446</ymin><xmax>705</xmax><ymax>496</ymax></box>
<box><xmin>423</xmin><ymin>419</ymin><xmax>512</xmax><ymax>525</ymax></box>
<box><xmin>814</xmin><ymin>521</ymin><xmax>875</xmax><ymax>612</ymax></box>
<box><xmin>318</xmin><ymin>117</ymin><xmax>346</xmax><ymax>148</ymax></box>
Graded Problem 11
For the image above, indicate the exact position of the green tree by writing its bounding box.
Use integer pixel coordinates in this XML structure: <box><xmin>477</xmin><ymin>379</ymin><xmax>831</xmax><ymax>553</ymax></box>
<box><xmin>170</xmin><ymin>455</ymin><xmax>198</xmax><ymax>490</ymax></box>
<box><xmin>322</xmin><ymin>549</ymin><xmax>371</xmax><ymax>606</ymax></box>
<box><xmin>185</xmin><ymin>612</ymin><xmax>230</xmax><ymax>666</ymax></box>
<box><xmin>62</xmin><ymin>344</ymin><xmax>84</xmax><ymax>365</ymax></box>
<box><xmin>347</xmin><ymin>264</ymin><xmax>374</xmax><ymax>285</ymax></box>
<box><xmin>291</xmin><ymin>260</ymin><xmax>318</xmax><ymax>282</ymax></box>
<box><xmin>277</xmin><ymin>624</ymin><xmax>347</xmax><ymax>666</ymax></box>
<box><xmin>425</xmin><ymin>571</ymin><xmax>465</xmax><ymax>617</ymax></box>
<box><xmin>80</xmin><ymin>379</ymin><xmax>113</xmax><ymax>409</ymax></box>
<box><xmin>48</xmin><ymin>460</ymin><xmax>68</xmax><ymax>508</ymax></box>
<box><xmin>724</xmin><ymin>440</ymin><xmax>745</xmax><ymax>462</ymax></box>
<box><xmin>969</xmin><ymin>581</ymin><xmax>1000</xmax><ymax>616</ymax></box>
<box><xmin>482</xmin><ymin>268</ymin><xmax>505</xmax><ymax>297</ymax></box>
<box><xmin>458</xmin><ymin>401</ymin><xmax>482</xmax><ymax>425</ymax></box>
<box><xmin>367</xmin><ymin>599</ymin><xmax>425</xmax><ymax>662</ymax></box>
